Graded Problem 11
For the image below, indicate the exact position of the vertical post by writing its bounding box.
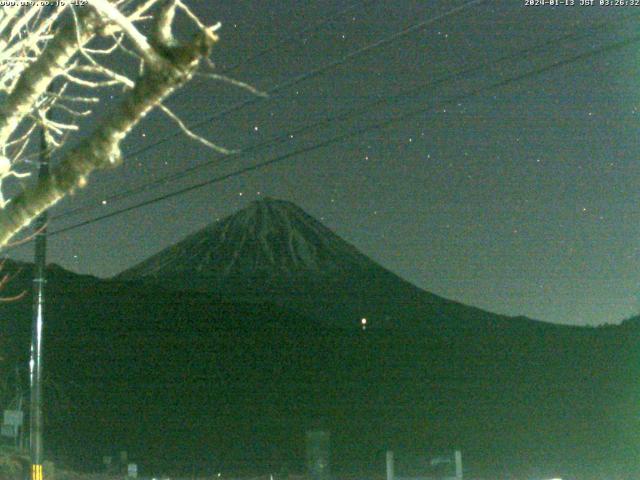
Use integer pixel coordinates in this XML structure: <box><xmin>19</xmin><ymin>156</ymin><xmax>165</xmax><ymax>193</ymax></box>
<box><xmin>30</xmin><ymin>113</ymin><xmax>50</xmax><ymax>480</ymax></box>
<box><xmin>454</xmin><ymin>450</ymin><xmax>462</xmax><ymax>480</ymax></box>
<box><xmin>16</xmin><ymin>395</ymin><xmax>22</xmax><ymax>450</ymax></box>
<box><xmin>386</xmin><ymin>451</ymin><xmax>394</xmax><ymax>480</ymax></box>
<box><xmin>305</xmin><ymin>430</ymin><xmax>330</xmax><ymax>480</ymax></box>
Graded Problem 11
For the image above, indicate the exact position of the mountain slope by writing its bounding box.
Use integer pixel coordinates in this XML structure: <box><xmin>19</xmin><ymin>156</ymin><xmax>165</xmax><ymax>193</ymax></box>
<box><xmin>2</xmin><ymin>268</ymin><xmax>638</xmax><ymax>479</ymax></box>
<box><xmin>1</xmin><ymin>244</ymin><xmax>639</xmax><ymax>477</ymax></box>
<box><xmin>118</xmin><ymin>197</ymin><xmax>373</xmax><ymax>278</ymax></box>
<box><xmin>117</xmin><ymin>198</ymin><xmax>546</xmax><ymax>331</ymax></box>
<box><xmin>4</xmin><ymin>200</ymin><xmax>639</xmax><ymax>477</ymax></box>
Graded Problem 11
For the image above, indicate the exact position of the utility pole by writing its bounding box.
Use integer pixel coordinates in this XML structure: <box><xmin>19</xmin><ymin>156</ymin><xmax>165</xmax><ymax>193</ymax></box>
<box><xmin>29</xmin><ymin>115</ymin><xmax>50</xmax><ymax>480</ymax></box>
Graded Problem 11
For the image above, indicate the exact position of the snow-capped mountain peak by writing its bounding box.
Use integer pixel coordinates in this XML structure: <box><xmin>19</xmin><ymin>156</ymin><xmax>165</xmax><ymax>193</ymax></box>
<box><xmin>117</xmin><ymin>198</ymin><xmax>373</xmax><ymax>280</ymax></box>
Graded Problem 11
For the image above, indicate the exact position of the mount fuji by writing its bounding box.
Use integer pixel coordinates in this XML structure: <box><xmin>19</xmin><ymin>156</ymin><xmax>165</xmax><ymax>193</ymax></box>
<box><xmin>2</xmin><ymin>198</ymin><xmax>638</xmax><ymax>478</ymax></box>
<box><xmin>116</xmin><ymin>197</ymin><xmax>538</xmax><ymax>331</ymax></box>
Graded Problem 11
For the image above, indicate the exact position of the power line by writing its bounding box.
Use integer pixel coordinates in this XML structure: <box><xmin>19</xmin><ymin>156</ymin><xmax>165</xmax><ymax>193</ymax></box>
<box><xmin>224</xmin><ymin>1</ymin><xmax>370</xmax><ymax>73</ymax></box>
<box><xmin>51</xmin><ymin>12</ymin><xmax>639</xmax><ymax>222</ymax></box>
<box><xmin>45</xmin><ymin>33</ymin><xmax>640</xmax><ymax>239</ymax></box>
<box><xmin>74</xmin><ymin>0</ymin><xmax>488</xmax><ymax>175</ymax></box>
<box><xmin>169</xmin><ymin>0</ymin><xmax>374</xmax><ymax>99</ymax></box>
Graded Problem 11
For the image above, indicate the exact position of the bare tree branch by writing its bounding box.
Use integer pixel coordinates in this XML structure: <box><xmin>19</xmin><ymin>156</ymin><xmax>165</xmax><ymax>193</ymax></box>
<box><xmin>158</xmin><ymin>103</ymin><xmax>234</xmax><ymax>154</ymax></box>
<box><xmin>0</xmin><ymin>1</ymin><xmax>256</xmax><ymax>248</ymax></box>
<box><xmin>0</xmin><ymin>23</ymin><xmax>219</xmax><ymax>247</ymax></box>
<box><xmin>87</xmin><ymin>0</ymin><xmax>163</xmax><ymax>66</ymax></box>
<box><xmin>0</xmin><ymin>7</ymin><xmax>96</xmax><ymax>147</ymax></box>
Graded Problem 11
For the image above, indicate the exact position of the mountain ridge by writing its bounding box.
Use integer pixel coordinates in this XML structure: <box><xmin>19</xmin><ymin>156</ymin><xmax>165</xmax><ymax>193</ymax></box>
<box><xmin>117</xmin><ymin>197</ymin><xmax>379</xmax><ymax>279</ymax></box>
<box><xmin>1</xmin><ymin>200</ymin><xmax>638</xmax><ymax>477</ymax></box>
<box><xmin>116</xmin><ymin>197</ymin><xmax>560</xmax><ymax>330</ymax></box>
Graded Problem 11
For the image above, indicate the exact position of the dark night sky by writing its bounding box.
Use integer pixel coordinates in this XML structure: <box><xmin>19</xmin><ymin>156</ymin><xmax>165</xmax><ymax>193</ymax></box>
<box><xmin>7</xmin><ymin>0</ymin><xmax>640</xmax><ymax>326</ymax></box>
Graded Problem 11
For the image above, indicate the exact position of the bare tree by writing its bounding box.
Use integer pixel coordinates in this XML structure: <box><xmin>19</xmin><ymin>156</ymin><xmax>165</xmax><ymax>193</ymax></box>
<box><xmin>0</xmin><ymin>0</ymin><xmax>236</xmax><ymax>248</ymax></box>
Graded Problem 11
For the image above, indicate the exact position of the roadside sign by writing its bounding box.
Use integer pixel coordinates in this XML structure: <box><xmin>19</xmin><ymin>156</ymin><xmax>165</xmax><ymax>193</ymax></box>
<box><xmin>127</xmin><ymin>463</ymin><xmax>138</xmax><ymax>478</ymax></box>
<box><xmin>1</xmin><ymin>424</ymin><xmax>16</xmax><ymax>438</ymax></box>
<box><xmin>3</xmin><ymin>410</ymin><xmax>23</xmax><ymax>426</ymax></box>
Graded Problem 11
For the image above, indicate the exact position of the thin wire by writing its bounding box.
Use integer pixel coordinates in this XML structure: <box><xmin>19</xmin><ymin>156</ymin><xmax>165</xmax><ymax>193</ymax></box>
<box><xmin>225</xmin><ymin>1</ymin><xmax>370</xmax><ymax>72</ymax></box>
<box><xmin>1</xmin><ymin>0</ymin><xmax>497</xmax><ymax>260</ymax></box>
<box><xmin>171</xmin><ymin>0</ymin><xmax>374</xmax><ymax>95</ymax></box>
<box><xmin>88</xmin><ymin>0</ymin><xmax>489</xmax><ymax>169</ymax></box>
<box><xmin>51</xmin><ymin>11</ymin><xmax>639</xmax><ymax>221</ymax></box>
<box><xmin>46</xmin><ymin>34</ymin><xmax>640</xmax><ymax>239</ymax></box>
